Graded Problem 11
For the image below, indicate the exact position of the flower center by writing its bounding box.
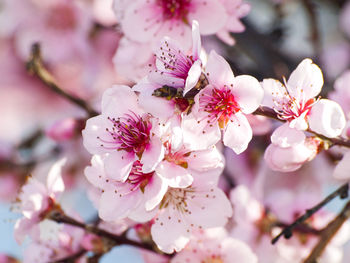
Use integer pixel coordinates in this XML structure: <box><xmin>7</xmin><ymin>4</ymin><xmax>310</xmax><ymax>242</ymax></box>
<box><xmin>46</xmin><ymin>4</ymin><xmax>77</xmax><ymax>31</ymax></box>
<box><xmin>274</xmin><ymin>96</ymin><xmax>316</xmax><ymax>122</ymax></box>
<box><xmin>158</xmin><ymin>0</ymin><xmax>191</xmax><ymax>21</ymax></box>
<box><xmin>164</xmin><ymin>142</ymin><xmax>190</xmax><ymax>168</ymax></box>
<box><xmin>127</xmin><ymin>161</ymin><xmax>154</xmax><ymax>193</ymax></box>
<box><xmin>199</xmin><ymin>87</ymin><xmax>240</xmax><ymax>128</ymax></box>
<box><xmin>160</xmin><ymin>188</ymin><xmax>194</xmax><ymax>213</ymax></box>
<box><xmin>99</xmin><ymin>112</ymin><xmax>152</xmax><ymax>158</ymax></box>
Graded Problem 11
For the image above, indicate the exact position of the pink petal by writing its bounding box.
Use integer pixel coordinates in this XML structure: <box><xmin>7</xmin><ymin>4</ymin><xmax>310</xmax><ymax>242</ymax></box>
<box><xmin>206</xmin><ymin>50</ymin><xmax>235</xmax><ymax>88</ymax></box>
<box><xmin>271</xmin><ymin>123</ymin><xmax>306</xmax><ymax>148</ymax></box>
<box><xmin>308</xmin><ymin>99</ymin><xmax>346</xmax><ymax>138</ymax></box>
<box><xmin>99</xmin><ymin>189</ymin><xmax>140</xmax><ymax>221</ymax></box>
<box><xmin>141</xmin><ymin>136</ymin><xmax>165</xmax><ymax>173</ymax></box>
<box><xmin>182</xmin><ymin>113</ymin><xmax>221</xmax><ymax>151</ymax></box>
<box><xmin>121</xmin><ymin>1</ymin><xmax>161</xmax><ymax>43</ymax></box>
<box><xmin>85</xmin><ymin>155</ymin><xmax>108</xmax><ymax>189</ymax></box>
<box><xmin>216</xmin><ymin>30</ymin><xmax>236</xmax><ymax>46</ymax></box>
<box><xmin>191</xmin><ymin>20</ymin><xmax>201</xmax><ymax>59</ymax></box>
<box><xmin>156</xmin><ymin>161</ymin><xmax>193</xmax><ymax>188</ymax></box>
<box><xmin>261</xmin><ymin>78</ymin><xmax>286</xmax><ymax>108</ymax></box>
<box><xmin>144</xmin><ymin>173</ymin><xmax>168</xmax><ymax>211</ymax></box>
<box><xmin>189</xmin><ymin>0</ymin><xmax>227</xmax><ymax>35</ymax></box>
<box><xmin>186</xmin><ymin>186</ymin><xmax>232</xmax><ymax>228</ymax></box>
<box><xmin>104</xmin><ymin>151</ymin><xmax>135</xmax><ymax>181</ymax></box>
<box><xmin>187</xmin><ymin>147</ymin><xmax>224</xmax><ymax>171</ymax></box>
<box><xmin>287</xmin><ymin>58</ymin><xmax>323</xmax><ymax>101</ymax></box>
<box><xmin>102</xmin><ymin>85</ymin><xmax>142</xmax><ymax>117</ymax></box>
<box><xmin>264</xmin><ymin>143</ymin><xmax>313</xmax><ymax>172</ymax></box>
<box><xmin>232</xmin><ymin>75</ymin><xmax>263</xmax><ymax>114</ymax></box>
<box><xmin>221</xmin><ymin>238</ymin><xmax>258</xmax><ymax>263</ymax></box>
<box><xmin>151</xmin><ymin>209</ymin><xmax>191</xmax><ymax>253</ymax></box>
<box><xmin>223</xmin><ymin>113</ymin><xmax>252</xmax><ymax>154</ymax></box>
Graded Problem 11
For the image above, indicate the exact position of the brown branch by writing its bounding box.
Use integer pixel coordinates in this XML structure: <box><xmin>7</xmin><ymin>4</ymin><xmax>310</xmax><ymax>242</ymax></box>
<box><xmin>51</xmin><ymin>249</ymin><xmax>87</xmax><ymax>263</ymax></box>
<box><xmin>303</xmin><ymin>200</ymin><xmax>350</xmax><ymax>263</ymax></box>
<box><xmin>271</xmin><ymin>183</ymin><xmax>349</xmax><ymax>244</ymax></box>
<box><xmin>302</xmin><ymin>0</ymin><xmax>321</xmax><ymax>55</ymax></box>
<box><xmin>47</xmin><ymin>210</ymin><xmax>163</xmax><ymax>255</ymax></box>
<box><xmin>26</xmin><ymin>43</ymin><xmax>98</xmax><ymax>118</ymax></box>
<box><xmin>253</xmin><ymin>106</ymin><xmax>350</xmax><ymax>149</ymax></box>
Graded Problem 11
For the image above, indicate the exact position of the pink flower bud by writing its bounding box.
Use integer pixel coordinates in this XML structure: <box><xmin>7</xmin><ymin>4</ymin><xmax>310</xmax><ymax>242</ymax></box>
<box><xmin>45</xmin><ymin>118</ymin><xmax>80</xmax><ymax>142</ymax></box>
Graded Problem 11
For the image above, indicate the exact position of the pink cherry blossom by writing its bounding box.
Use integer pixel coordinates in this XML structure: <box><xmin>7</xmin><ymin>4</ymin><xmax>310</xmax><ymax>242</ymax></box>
<box><xmin>150</xmin><ymin>173</ymin><xmax>232</xmax><ymax>253</ymax></box>
<box><xmin>85</xmin><ymin>155</ymin><xmax>167</xmax><ymax>222</ymax></box>
<box><xmin>171</xmin><ymin>228</ymin><xmax>257</xmax><ymax>263</ymax></box>
<box><xmin>14</xmin><ymin>158</ymin><xmax>66</xmax><ymax>244</ymax></box>
<box><xmin>216</xmin><ymin>0</ymin><xmax>251</xmax><ymax>45</ymax></box>
<box><xmin>118</xmin><ymin>0</ymin><xmax>227</xmax><ymax>49</ymax></box>
<box><xmin>264</xmin><ymin>128</ymin><xmax>319</xmax><ymax>172</ymax></box>
<box><xmin>190</xmin><ymin>50</ymin><xmax>263</xmax><ymax>153</ymax></box>
<box><xmin>82</xmin><ymin>85</ymin><xmax>165</xmax><ymax>181</ymax></box>
<box><xmin>45</xmin><ymin>118</ymin><xmax>82</xmax><ymax>142</ymax></box>
<box><xmin>262</xmin><ymin>59</ymin><xmax>346</xmax><ymax>137</ymax></box>
<box><xmin>148</xmin><ymin>20</ymin><xmax>203</xmax><ymax>95</ymax></box>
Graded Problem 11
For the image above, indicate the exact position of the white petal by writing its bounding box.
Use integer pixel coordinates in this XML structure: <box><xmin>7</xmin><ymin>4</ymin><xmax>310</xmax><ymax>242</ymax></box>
<box><xmin>308</xmin><ymin>99</ymin><xmax>346</xmax><ymax>138</ymax></box>
<box><xmin>206</xmin><ymin>50</ymin><xmax>235</xmax><ymax>88</ymax></box>
<box><xmin>261</xmin><ymin>78</ymin><xmax>286</xmax><ymax>108</ymax></box>
<box><xmin>104</xmin><ymin>151</ymin><xmax>135</xmax><ymax>181</ymax></box>
<box><xmin>223</xmin><ymin>113</ymin><xmax>252</xmax><ymax>154</ymax></box>
<box><xmin>233</xmin><ymin>75</ymin><xmax>264</xmax><ymax>114</ymax></box>
<box><xmin>141</xmin><ymin>136</ymin><xmax>165</xmax><ymax>173</ymax></box>
<box><xmin>287</xmin><ymin>58</ymin><xmax>323</xmax><ymax>101</ymax></box>
<box><xmin>144</xmin><ymin>173</ymin><xmax>168</xmax><ymax>211</ymax></box>
<box><xmin>184</xmin><ymin>60</ymin><xmax>202</xmax><ymax>95</ymax></box>
<box><xmin>271</xmin><ymin>123</ymin><xmax>306</xmax><ymax>148</ymax></box>
<box><xmin>46</xmin><ymin>158</ymin><xmax>66</xmax><ymax>196</ymax></box>
<box><xmin>191</xmin><ymin>20</ymin><xmax>201</xmax><ymax>59</ymax></box>
<box><xmin>156</xmin><ymin>161</ymin><xmax>193</xmax><ymax>188</ymax></box>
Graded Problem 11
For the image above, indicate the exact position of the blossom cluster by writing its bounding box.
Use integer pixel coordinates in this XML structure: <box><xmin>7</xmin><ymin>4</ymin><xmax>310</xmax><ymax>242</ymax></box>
<box><xmin>4</xmin><ymin>0</ymin><xmax>350</xmax><ymax>262</ymax></box>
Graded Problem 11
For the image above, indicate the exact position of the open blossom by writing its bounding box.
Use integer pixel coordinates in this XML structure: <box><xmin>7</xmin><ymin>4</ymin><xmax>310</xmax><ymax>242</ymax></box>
<box><xmin>82</xmin><ymin>85</ymin><xmax>165</xmax><ymax>181</ymax></box>
<box><xmin>14</xmin><ymin>159</ymin><xmax>66</xmax><ymax>244</ymax></box>
<box><xmin>148</xmin><ymin>20</ymin><xmax>203</xmax><ymax>95</ymax></box>
<box><xmin>85</xmin><ymin>155</ymin><xmax>167</xmax><ymax>222</ymax></box>
<box><xmin>262</xmin><ymin>59</ymin><xmax>346</xmax><ymax>137</ymax></box>
<box><xmin>188</xmin><ymin>50</ymin><xmax>263</xmax><ymax>153</ymax></box>
<box><xmin>171</xmin><ymin>228</ymin><xmax>257</xmax><ymax>263</ymax></box>
<box><xmin>117</xmin><ymin>0</ymin><xmax>227</xmax><ymax>49</ymax></box>
<box><xmin>151</xmin><ymin>172</ymin><xmax>232</xmax><ymax>253</ymax></box>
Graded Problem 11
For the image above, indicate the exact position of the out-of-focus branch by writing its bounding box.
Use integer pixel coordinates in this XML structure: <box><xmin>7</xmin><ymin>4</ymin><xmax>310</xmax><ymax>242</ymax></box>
<box><xmin>302</xmin><ymin>0</ymin><xmax>321</xmax><ymax>55</ymax></box>
<box><xmin>26</xmin><ymin>43</ymin><xmax>98</xmax><ymax>118</ymax></box>
<box><xmin>253</xmin><ymin>106</ymin><xmax>350</xmax><ymax>148</ymax></box>
<box><xmin>303</xmin><ymin>200</ymin><xmax>350</xmax><ymax>263</ymax></box>
<box><xmin>271</xmin><ymin>183</ymin><xmax>349</xmax><ymax>244</ymax></box>
<box><xmin>48</xmin><ymin>209</ymin><xmax>163</xmax><ymax>255</ymax></box>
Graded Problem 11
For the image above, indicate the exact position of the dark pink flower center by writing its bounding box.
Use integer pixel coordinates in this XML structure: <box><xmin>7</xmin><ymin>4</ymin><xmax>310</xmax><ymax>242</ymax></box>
<box><xmin>127</xmin><ymin>161</ymin><xmax>154</xmax><ymax>193</ymax></box>
<box><xmin>158</xmin><ymin>0</ymin><xmax>192</xmax><ymax>21</ymax></box>
<box><xmin>275</xmin><ymin>97</ymin><xmax>316</xmax><ymax>122</ymax></box>
<box><xmin>99</xmin><ymin>112</ymin><xmax>152</xmax><ymax>158</ymax></box>
<box><xmin>200</xmin><ymin>87</ymin><xmax>240</xmax><ymax>128</ymax></box>
<box><xmin>164</xmin><ymin>142</ymin><xmax>190</xmax><ymax>168</ymax></box>
<box><xmin>46</xmin><ymin>4</ymin><xmax>77</xmax><ymax>31</ymax></box>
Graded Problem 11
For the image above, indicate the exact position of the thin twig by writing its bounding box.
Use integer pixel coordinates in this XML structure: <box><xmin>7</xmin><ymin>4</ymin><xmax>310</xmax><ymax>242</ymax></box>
<box><xmin>26</xmin><ymin>43</ymin><xmax>98</xmax><ymax>118</ymax></box>
<box><xmin>271</xmin><ymin>183</ymin><xmax>349</xmax><ymax>244</ymax></box>
<box><xmin>48</xmin><ymin>210</ymin><xmax>162</xmax><ymax>255</ymax></box>
<box><xmin>303</xmin><ymin>200</ymin><xmax>350</xmax><ymax>263</ymax></box>
<box><xmin>253</xmin><ymin>106</ymin><xmax>350</xmax><ymax>149</ymax></box>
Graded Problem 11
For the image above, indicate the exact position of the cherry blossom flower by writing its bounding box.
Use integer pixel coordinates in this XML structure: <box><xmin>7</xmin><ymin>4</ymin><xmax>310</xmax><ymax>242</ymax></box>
<box><xmin>85</xmin><ymin>155</ymin><xmax>166</xmax><ymax>222</ymax></box>
<box><xmin>188</xmin><ymin>50</ymin><xmax>263</xmax><ymax>153</ymax></box>
<box><xmin>82</xmin><ymin>85</ymin><xmax>165</xmax><ymax>181</ymax></box>
<box><xmin>148</xmin><ymin>20</ymin><xmax>203</xmax><ymax>95</ymax></box>
<box><xmin>151</xmin><ymin>172</ymin><xmax>232</xmax><ymax>253</ymax></box>
<box><xmin>216</xmin><ymin>0</ymin><xmax>251</xmax><ymax>45</ymax></box>
<box><xmin>117</xmin><ymin>0</ymin><xmax>227</xmax><ymax>50</ymax></box>
<box><xmin>14</xmin><ymin>158</ymin><xmax>66</xmax><ymax>244</ymax></box>
<box><xmin>262</xmin><ymin>59</ymin><xmax>346</xmax><ymax>137</ymax></box>
<box><xmin>264</xmin><ymin>125</ymin><xmax>319</xmax><ymax>172</ymax></box>
<box><xmin>171</xmin><ymin>228</ymin><xmax>257</xmax><ymax>263</ymax></box>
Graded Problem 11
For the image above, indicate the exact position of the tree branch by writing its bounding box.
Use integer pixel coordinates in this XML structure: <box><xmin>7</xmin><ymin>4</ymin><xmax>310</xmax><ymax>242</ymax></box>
<box><xmin>26</xmin><ymin>43</ymin><xmax>98</xmax><ymax>118</ymax></box>
<box><xmin>271</xmin><ymin>183</ymin><xmax>349</xmax><ymax>244</ymax></box>
<box><xmin>303</xmin><ymin>200</ymin><xmax>350</xmax><ymax>263</ymax></box>
<box><xmin>253</xmin><ymin>106</ymin><xmax>350</xmax><ymax>148</ymax></box>
<box><xmin>47</xmin><ymin>210</ymin><xmax>163</xmax><ymax>255</ymax></box>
